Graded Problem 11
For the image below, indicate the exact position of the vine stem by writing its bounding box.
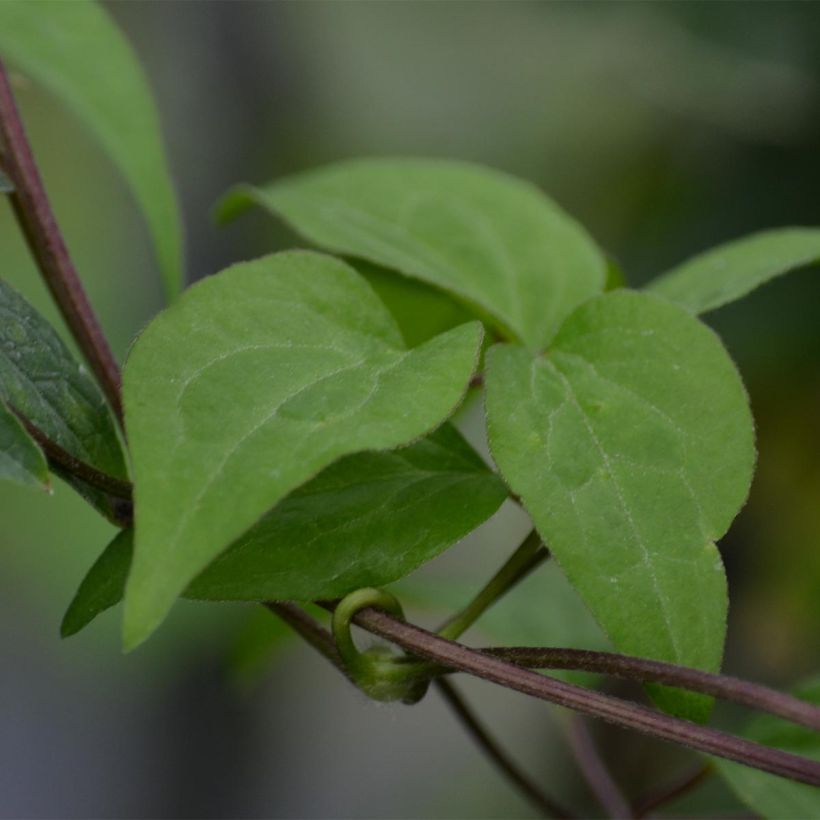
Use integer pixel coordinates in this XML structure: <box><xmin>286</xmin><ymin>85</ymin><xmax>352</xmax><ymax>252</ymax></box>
<box><xmin>435</xmin><ymin>677</ymin><xmax>575</xmax><ymax>819</ymax></box>
<box><xmin>14</xmin><ymin>411</ymin><xmax>133</xmax><ymax>502</ymax></box>
<box><xmin>482</xmin><ymin>647</ymin><xmax>820</xmax><ymax>733</ymax></box>
<box><xmin>0</xmin><ymin>61</ymin><xmax>123</xmax><ymax>424</ymax></box>
<box><xmin>267</xmin><ymin>602</ymin><xmax>574</xmax><ymax>819</ymax></box>
<box><xmin>324</xmin><ymin>602</ymin><xmax>820</xmax><ymax>787</ymax></box>
<box><xmin>634</xmin><ymin>763</ymin><xmax>712</xmax><ymax>818</ymax></box>
<box><xmin>438</xmin><ymin>528</ymin><xmax>547</xmax><ymax>640</ymax></box>
<box><xmin>566</xmin><ymin>714</ymin><xmax>631</xmax><ymax>818</ymax></box>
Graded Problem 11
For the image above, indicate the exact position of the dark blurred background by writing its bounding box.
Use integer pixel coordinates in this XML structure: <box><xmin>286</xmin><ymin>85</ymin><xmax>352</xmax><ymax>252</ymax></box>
<box><xmin>1</xmin><ymin>2</ymin><xmax>819</xmax><ymax>817</ymax></box>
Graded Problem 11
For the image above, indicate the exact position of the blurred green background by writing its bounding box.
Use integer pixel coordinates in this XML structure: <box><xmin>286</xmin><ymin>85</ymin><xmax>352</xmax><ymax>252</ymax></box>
<box><xmin>1</xmin><ymin>2</ymin><xmax>819</xmax><ymax>817</ymax></box>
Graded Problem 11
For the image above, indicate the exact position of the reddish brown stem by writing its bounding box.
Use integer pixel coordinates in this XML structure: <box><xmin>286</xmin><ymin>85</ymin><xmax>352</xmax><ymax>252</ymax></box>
<box><xmin>0</xmin><ymin>61</ymin><xmax>123</xmax><ymax>424</ymax></box>
<box><xmin>326</xmin><ymin>603</ymin><xmax>820</xmax><ymax>788</ymax></box>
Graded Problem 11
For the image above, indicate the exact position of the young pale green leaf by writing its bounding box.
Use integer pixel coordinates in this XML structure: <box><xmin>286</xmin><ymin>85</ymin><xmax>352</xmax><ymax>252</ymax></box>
<box><xmin>648</xmin><ymin>228</ymin><xmax>820</xmax><ymax>314</ymax></box>
<box><xmin>217</xmin><ymin>158</ymin><xmax>607</xmax><ymax>352</ymax></box>
<box><xmin>0</xmin><ymin>0</ymin><xmax>183</xmax><ymax>299</ymax></box>
<box><xmin>0</xmin><ymin>400</ymin><xmax>48</xmax><ymax>489</ymax></box>
<box><xmin>63</xmin><ymin>426</ymin><xmax>506</xmax><ymax>636</ymax></box>
<box><xmin>485</xmin><ymin>290</ymin><xmax>755</xmax><ymax>719</ymax></box>
<box><xmin>714</xmin><ymin>677</ymin><xmax>820</xmax><ymax>818</ymax></box>
<box><xmin>0</xmin><ymin>279</ymin><xmax>128</xmax><ymax>518</ymax></box>
<box><xmin>123</xmin><ymin>251</ymin><xmax>483</xmax><ymax>648</ymax></box>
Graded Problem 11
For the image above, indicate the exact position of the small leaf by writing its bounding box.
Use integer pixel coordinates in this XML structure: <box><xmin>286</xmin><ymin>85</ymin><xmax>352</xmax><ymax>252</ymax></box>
<box><xmin>217</xmin><ymin>158</ymin><xmax>606</xmax><ymax>352</ymax></box>
<box><xmin>61</xmin><ymin>528</ymin><xmax>132</xmax><ymax>638</ymax></box>
<box><xmin>0</xmin><ymin>0</ymin><xmax>184</xmax><ymax>298</ymax></box>
<box><xmin>123</xmin><ymin>251</ymin><xmax>482</xmax><ymax>648</ymax></box>
<box><xmin>648</xmin><ymin>228</ymin><xmax>820</xmax><ymax>314</ymax></box>
<box><xmin>63</xmin><ymin>426</ymin><xmax>506</xmax><ymax>636</ymax></box>
<box><xmin>714</xmin><ymin>677</ymin><xmax>820</xmax><ymax>818</ymax></box>
<box><xmin>0</xmin><ymin>279</ymin><xmax>128</xmax><ymax>519</ymax></box>
<box><xmin>0</xmin><ymin>169</ymin><xmax>14</xmax><ymax>193</ymax></box>
<box><xmin>0</xmin><ymin>400</ymin><xmax>48</xmax><ymax>489</ymax></box>
<box><xmin>485</xmin><ymin>290</ymin><xmax>755</xmax><ymax>718</ymax></box>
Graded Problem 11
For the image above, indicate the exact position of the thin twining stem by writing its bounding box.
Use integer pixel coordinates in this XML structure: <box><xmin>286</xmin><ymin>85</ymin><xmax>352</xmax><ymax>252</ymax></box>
<box><xmin>331</xmin><ymin>603</ymin><xmax>820</xmax><ymax>787</ymax></box>
<box><xmin>436</xmin><ymin>677</ymin><xmax>575</xmax><ymax>819</ymax></box>
<box><xmin>634</xmin><ymin>763</ymin><xmax>712</xmax><ymax>818</ymax></box>
<box><xmin>438</xmin><ymin>528</ymin><xmax>548</xmax><ymax>641</ymax></box>
<box><xmin>482</xmin><ymin>647</ymin><xmax>820</xmax><ymax>733</ymax></box>
<box><xmin>15</xmin><ymin>412</ymin><xmax>132</xmax><ymax>502</ymax></box>
<box><xmin>0</xmin><ymin>62</ymin><xmax>123</xmax><ymax>424</ymax></box>
<box><xmin>267</xmin><ymin>603</ymin><xmax>573</xmax><ymax>819</ymax></box>
<box><xmin>566</xmin><ymin>714</ymin><xmax>631</xmax><ymax>819</ymax></box>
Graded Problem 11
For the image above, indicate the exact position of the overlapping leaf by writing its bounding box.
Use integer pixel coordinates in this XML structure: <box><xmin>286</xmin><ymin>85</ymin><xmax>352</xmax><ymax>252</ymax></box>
<box><xmin>0</xmin><ymin>400</ymin><xmax>48</xmax><ymax>489</ymax></box>
<box><xmin>0</xmin><ymin>279</ymin><xmax>128</xmax><ymax>517</ymax></box>
<box><xmin>714</xmin><ymin>677</ymin><xmax>820</xmax><ymax>818</ymax></box>
<box><xmin>64</xmin><ymin>425</ymin><xmax>506</xmax><ymax>636</ymax></box>
<box><xmin>649</xmin><ymin>228</ymin><xmax>820</xmax><ymax>314</ymax></box>
<box><xmin>0</xmin><ymin>0</ymin><xmax>184</xmax><ymax>298</ymax></box>
<box><xmin>122</xmin><ymin>251</ymin><xmax>483</xmax><ymax>648</ymax></box>
<box><xmin>217</xmin><ymin>158</ymin><xmax>607</xmax><ymax>351</ymax></box>
<box><xmin>485</xmin><ymin>290</ymin><xmax>755</xmax><ymax>718</ymax></box>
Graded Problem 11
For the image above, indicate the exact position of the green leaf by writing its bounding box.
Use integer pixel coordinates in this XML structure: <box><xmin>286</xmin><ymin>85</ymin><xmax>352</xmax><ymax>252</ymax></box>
<box><xmin>61</xmin><ymin>527</ymin><xmax>132</xmax><ymax>638</ymax></box>
<box><xmin>217</xmin><ymin>158</ymin><xmax>606</xmax><ymax>352</ymax></box>
<box><xmin>0</xmin><ymin>279</ymin><xmax>128</xmax><ymax>519</ymax></box>
<box><xmin>0</xmin><ymin>400</ymin><xmax>48</xmax><ymax>489</ymax></box>
<box><xmin>123</xmin><ymin>251</ymin><xmax>482</xmax><ymax>648</ymax></box>
<box><xmin>648</xmin><ymin>228</ymin><xmax>820</xmax><ymax>315</ymax></box>
<box><xmin>63</xmin><ymin>426</ymin><xmax>506</xmax><ymax>636</ymax></box>
<box><xmin>0</xmin><ymin>0</ymin><xmax>184</xmax><ymax>299</ymax></box>
<box><xmin>714</xmin><ymin>677</ymin><xmax>820</xmax><ymax>818</ymax></box>
<box><xmin>485</xmin><ymin>290</ymin><xmax>755</xmax><ymax>718</ymax></box>
<box><xmin>189</xmin><ymin>424</ymin><xmax>507</xmax><ymax>600</ymax></box>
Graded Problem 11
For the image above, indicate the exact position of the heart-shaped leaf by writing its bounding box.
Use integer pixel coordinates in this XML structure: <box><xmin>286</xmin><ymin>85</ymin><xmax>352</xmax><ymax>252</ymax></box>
<box><xmin>714</xmin><ymin>677</ymin><xmax>820</xmax><ymax>818</ymax></box>
<box><xmin>485</xmin><ymin>290</ymin><xmax>755</xmax><ymax>718</ymax></box>
<box><xmin>122</xmin><ymin>251</ymin><xmax>482</xmax><ymax>648</ymax></box>
<box><xmin>63</xmin><ymin>425</ymin><xmax>506</xmax><ymax>636</ymax></box>
<box><xmin>0</xmin><ymin>279</ymin><xmax>128</xmax><ymax>518</ymax></box>
<box><xmin>648</xmin><ymin>228</ymin><xmax>820</xmax><ymax>315</ymax></box>
<box><xmin>217</xmin><ymin>158</ymin><xmax>607</xmax><ymax>352</ymax></box>
<box><xmin>0</xmin><ymin>400</ymin><xmax>48</xmax><ymax>489</ymax></box>
<box><xmin>0</xmin><ymin>0</ymin><xmax>184</xmax><ymax>298</ymax></box>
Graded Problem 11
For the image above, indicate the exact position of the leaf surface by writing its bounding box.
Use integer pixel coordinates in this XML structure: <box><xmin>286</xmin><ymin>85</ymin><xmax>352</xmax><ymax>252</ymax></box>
<box><xmin>0</xmin><ymin>0</ymin><xmax>183</xmax><ymax>298</ymax></box>
<box><xmin>0</xmin><ymin>279</ymin><xmax>128</xmax><ymax>517</ymax></box>
<box><xmin>714</xmin><ymin>678</ymin><xmax>820</xmax><ymax>818</ymax></box>
<box><xmin>648</xmin><ymin>228</ymin><xmax>820</xmax><ymax>314</ymax></box>
<box><xmin>123</xmin><ymin>251</ymin><xmax>482</xmax><ymax>647</ymax></box>
<box><xmin>63</xmin><ymin>426</ymin><xmax>506</xmax><ymax>636</ymax></box>
<box><xmin>0</xmin><ymin>400</ymin><xmax>48</xmax><ymax>489</ymax></box>
<box><xmin>485</xmin><ymin>290</ymin><xmax>755</xmax><ymax>717</ymax></box>
<box><xmin>218</xmin><ymin>158</ymin><xmax>606</xmax><ymax>351</ymax></box>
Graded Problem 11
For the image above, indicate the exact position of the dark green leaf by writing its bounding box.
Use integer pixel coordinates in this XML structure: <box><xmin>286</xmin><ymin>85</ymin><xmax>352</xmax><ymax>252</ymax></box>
<box><xmin>485</xmin><ymin>290</ymin><xmax>755</xmax><ymax>719</ymax></box>
<box><xmin>648</xmin><ymin>228</ymin><xmax>820</xmax><ymax>314</ymax></box>
<box><xmin>63</xmin><ymin>426</ymin><xmax>506</xmax><ymax>636</ymax></box>
<box><xmin>189</xmin><ymin>424</ymin><xmax>507</xmax><ymax>601</ymax></box>
<box><xmin>0</xmin><ymin>400</ymin><xmax>48</xmax><ymax>489</ymax></box>
<box><xmin>122</xmin><ymin>251</ymin><xmax>482</xmax><ymax>648</ymax></box>
<box><xmin>217</xmin><ymin>158</ymin><xmax>606</xmax><ymax>351</ymax></box>
<box><xmin>0</xmin><ymin>279</ymin><xmax>128</xmax><ymax>519</ymax></box>
<box><xmin>0</xmin><ymin>0</ymin><xmax>184</xmax><ymax>298</ymax></box>
<box><xmin>714</xmin><ymin>677</ymin><xmax>820</xmax><ymax>818</ymax></box>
